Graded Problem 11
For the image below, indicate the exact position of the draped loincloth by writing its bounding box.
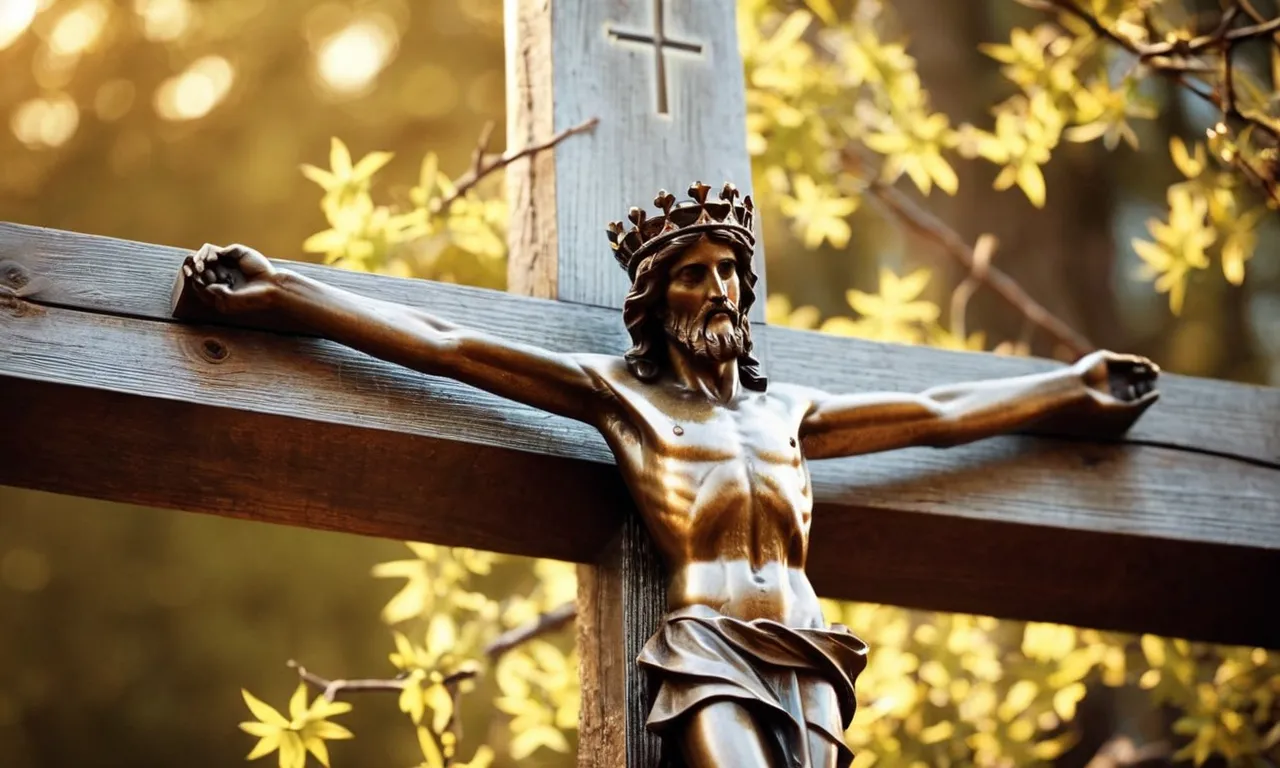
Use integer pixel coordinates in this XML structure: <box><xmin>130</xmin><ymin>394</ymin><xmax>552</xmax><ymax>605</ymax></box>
<box><xmin>636</xmin><ymin>604</ymin><xmax>869</xmax><ymax>768</ymax></box>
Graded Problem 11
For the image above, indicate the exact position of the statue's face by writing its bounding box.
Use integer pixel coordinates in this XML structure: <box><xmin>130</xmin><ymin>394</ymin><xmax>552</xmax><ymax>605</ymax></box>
<box><xmin>663</xmin><ymin>237</ymin><xmax>746</xmax><ymax>363</ymax></box>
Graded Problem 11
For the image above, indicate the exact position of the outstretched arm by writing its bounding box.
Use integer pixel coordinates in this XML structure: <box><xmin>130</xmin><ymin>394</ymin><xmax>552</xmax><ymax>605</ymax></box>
<box><xmin>797</xmin><ymin>351</ymin><xmax>1159</xmax><ymax>460</ymax></box>
<box><xmin>178</xmin><ymin>244</ymin><xmax>604</xmax><ymax>424</ymax></box>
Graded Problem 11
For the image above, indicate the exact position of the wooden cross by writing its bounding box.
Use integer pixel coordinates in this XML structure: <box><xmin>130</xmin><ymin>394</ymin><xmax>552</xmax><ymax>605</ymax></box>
<box><xmin>605</xmin><ymin>0</ymin><xmax>704</xmax><ymax>116</ymax></box>
<box><xmin>1</xmin><ymin>1</ymin><xmax>1279</xmax><ymax>767</ymax></box>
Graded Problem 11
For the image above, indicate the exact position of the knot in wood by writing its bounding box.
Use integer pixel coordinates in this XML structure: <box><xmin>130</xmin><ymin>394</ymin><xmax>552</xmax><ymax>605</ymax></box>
<box><xmin>2</xmin><ymin>262</ymin><xmax>28</xmax><ymax>291</ymax></box>
<box><xmin>200</xmin><ymin>337</ymin><xmax>229</xmax><ymax>363</ymax></box>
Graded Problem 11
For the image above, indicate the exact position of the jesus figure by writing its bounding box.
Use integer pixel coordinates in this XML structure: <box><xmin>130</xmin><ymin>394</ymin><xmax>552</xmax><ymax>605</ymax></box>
<box><xmin>180</xmin><ymin>181</ymin><xmax>1158</xmax><ymax>768</ymax></box>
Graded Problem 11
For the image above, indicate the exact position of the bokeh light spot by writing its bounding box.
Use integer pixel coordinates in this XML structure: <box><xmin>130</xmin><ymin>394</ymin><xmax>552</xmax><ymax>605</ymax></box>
<box><xmin>0</xmin><ymin>0</ymin><xmax>38</xmax><ymax>51</ymax></box>
<box><xmin>315</xmin><ymin>16</ymin><xmax>398</xmax><ymax>95</ymax></box>
<box><xmin>94</xmin><ymin>78</ymin><xmax>136</xmax><ymax>121</ymax></box>
<box><xmin>48</xmin><ymin>0</ymin><xmax>109</xmax><ymax>56</ymax></box>
<box><xmin>11</xmin><ymin>93</ymin><xmax>80</xmax><ymax>148</ymax></box>
<box><xmin>154</xmin><ymin>55</ymin><xmax>235</xmax><ymax>121</ymax></box>
<box><xmin>134</xmin><ymin>0</ymin><xmax>191</xmax><ymax>42</ymax></box>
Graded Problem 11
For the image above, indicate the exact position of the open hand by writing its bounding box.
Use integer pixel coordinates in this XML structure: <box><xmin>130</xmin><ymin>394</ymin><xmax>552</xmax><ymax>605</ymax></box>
<box><xmin>182</xmin><ymin>243</ymin><xmax>278</xmax><ymax>314</ymax></box>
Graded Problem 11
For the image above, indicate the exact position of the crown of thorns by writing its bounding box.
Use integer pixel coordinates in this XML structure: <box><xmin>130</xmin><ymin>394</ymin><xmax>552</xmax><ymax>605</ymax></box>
<box><xmin>606</xmin><ymin>181</ymin><xmax>756</xmax><ymax>279</ymax></box>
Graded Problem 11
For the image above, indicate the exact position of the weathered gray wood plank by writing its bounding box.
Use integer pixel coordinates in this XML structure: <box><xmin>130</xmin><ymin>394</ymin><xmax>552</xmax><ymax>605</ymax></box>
<box><xmin>2</xmin><ymin>223</ymin><xmax>1279</xmax><ymax>645</ymax></box>
<box><xmin>4</xmin><ymin>221</ymin><xmax>1273</xmax><ymax>466</ymax></box>
<box><xmin>545</xmin><ymin>0</ymin><xmax>764</xmax><ymax>315</ymax></box>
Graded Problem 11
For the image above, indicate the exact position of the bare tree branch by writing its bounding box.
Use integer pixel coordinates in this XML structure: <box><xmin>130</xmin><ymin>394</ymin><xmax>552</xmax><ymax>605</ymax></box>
<box><xmin>484</xmin><ymin>601</ymin><xmax>577</xmax><ymax>661</ymax></box>
<box><xmin>844</xmin><ymin>148</ymin><xmax>1095</xmax><ymax>357</ymax></box>
<box><xmin>432</xmin><ymin>117</ymin><xmax>599</xmax><ymax>214</ymax></box>
<box><xmin>1040</xmin><ymin>0</ymin><xmax>1280</xmax><ymax>145</ymax></box>
<box><xmin>288</xmin><ymin>602</ymin><xmax>578</xmax><ymax>703</ymax></box>
<box><xmin>287</xmin><ymin>659</ymin><xmax>410</xmax><ymax>701</ymax></box>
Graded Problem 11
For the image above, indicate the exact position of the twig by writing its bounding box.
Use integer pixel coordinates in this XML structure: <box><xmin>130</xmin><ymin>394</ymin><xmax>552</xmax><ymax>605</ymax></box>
<box><xmin>1039</xmin><ymin>0</ymin><xmax>1280</xmax><ymax>144</ymax></box>
<box><xmin>871</xmin><ymin>180</ymin><xmax>1092</xmax><ymax>355</ymax></box>
<box><xmin>484</xmin><ymin>601</ymin><xmax>577</xmax><ymax>661</ymax></box>
<box><xmin>847</xmin><ymin>148</ymin><xmax>1094</xmax><ymax>356</ymax></box>
<box><xmin>288</xmin><ymin>602</ymin><xmax>578</xmax><ymax>703</ymax></box>
<box><xmin>432</xmin><ymin>117</ymin><xmax>600</xmax><ymax>214</ymax></box>
<box><xmin>949</xmin><ymin>234</ymin><xmax>997</xmax><ymax>341</ymax></box>
<box><xmin>470</xmin><ymin>121</ymin><xmax>496</xmax><ymax>181</ymax></box>
<box><xmin>1083</xmin><ymin>735</ymin><xmax>1171</xmax><ymax>768</ymax></box>
<box><xmin>287</xmin><ymin>659</ymin><xmax>409</xmax><ymax>702</ymax></box>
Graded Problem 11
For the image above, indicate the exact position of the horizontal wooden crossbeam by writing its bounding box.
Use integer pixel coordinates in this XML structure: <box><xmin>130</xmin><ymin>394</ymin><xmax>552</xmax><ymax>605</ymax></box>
<box><xmin>2</xmin><ymin>222</ymin><xmax>1278</xmax><ymax>647</ymax></box>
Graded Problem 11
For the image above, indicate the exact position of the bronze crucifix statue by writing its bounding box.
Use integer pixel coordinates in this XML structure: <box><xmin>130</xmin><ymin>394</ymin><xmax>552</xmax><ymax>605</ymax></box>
<box><xmin>177</xmin><ymin>181</ymin><xmax>1158</xmax><ymax>768</ymax></box>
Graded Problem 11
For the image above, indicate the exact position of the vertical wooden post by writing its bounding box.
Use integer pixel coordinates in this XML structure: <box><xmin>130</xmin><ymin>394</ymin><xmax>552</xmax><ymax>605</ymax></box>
<box><xmin>504</xmin><ymin>1</ymin><xmax>760</xmax><ymax>764</ymax></box>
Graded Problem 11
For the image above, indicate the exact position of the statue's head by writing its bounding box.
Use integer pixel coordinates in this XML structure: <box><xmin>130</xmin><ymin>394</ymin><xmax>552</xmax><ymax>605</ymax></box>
<box><xmin>607</xmin><ymin>181</ymin><xmax>766</xmax><ymax>391</ymax></box>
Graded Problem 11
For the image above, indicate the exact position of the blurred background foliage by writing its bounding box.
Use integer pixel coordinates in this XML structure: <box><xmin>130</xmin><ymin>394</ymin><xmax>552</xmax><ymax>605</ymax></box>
<box><xmin>1</xmin><ymin>0</ymin><xmax>1278</xmax><ymax>767</ymax></box>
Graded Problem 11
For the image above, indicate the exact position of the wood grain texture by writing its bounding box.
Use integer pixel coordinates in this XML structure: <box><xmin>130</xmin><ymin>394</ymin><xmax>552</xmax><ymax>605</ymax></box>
<box><xmin>2</xmin><ymin>223</ymin><xmax>1279</xmax><ymax>646</ymax></box>
<box><xmin>547</xmin><ymin>0</ymin><xmax>765</xmax><ymax>318</ymax></box>
<box><xmin>504</xmin><ymin>0</ymin><xmax>558</xmax><ymax>300</ymax></box>
<box><xmin>503</xmin><ymin>9</ymin><xmax>669</xmax><ymax>756</ymax></box>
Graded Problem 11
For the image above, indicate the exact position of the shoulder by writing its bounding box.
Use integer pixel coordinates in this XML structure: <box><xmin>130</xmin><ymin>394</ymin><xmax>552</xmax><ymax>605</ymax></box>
<box><xmin>767</xmin><ymin>381</ymin><xmax>825</xmax><ymax>411</ymax></box>
<box><xmin>570</xmin><ymin>353</ymin><xmax>631</xmax><ymax>380</ymax></box>
<box><xmin>568</xmin><ymin>354</ymin><xmax>648</xmax><ymax>398</ymax></box>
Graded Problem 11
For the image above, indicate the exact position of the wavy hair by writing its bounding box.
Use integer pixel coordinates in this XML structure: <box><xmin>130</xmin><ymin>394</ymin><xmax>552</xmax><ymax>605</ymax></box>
<box><xmin>621</xmin><ymin>230</ymin><xmax>767</xmax><ymax>391</ymax></box>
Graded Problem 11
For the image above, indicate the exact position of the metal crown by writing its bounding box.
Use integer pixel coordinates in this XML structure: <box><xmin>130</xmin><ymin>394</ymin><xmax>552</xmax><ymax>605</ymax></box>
<box><xmin>606</xmin><ymin>181</ymin><xmax>755</xmax><ymax>279</ymax></box>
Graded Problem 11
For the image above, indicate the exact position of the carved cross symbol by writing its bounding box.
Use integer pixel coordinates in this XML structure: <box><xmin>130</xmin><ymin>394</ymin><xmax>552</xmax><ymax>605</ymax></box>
<box><xmin>606</xmin><ymin>0</ymin><xmax>704</xmax><ymax>116</ymax></box>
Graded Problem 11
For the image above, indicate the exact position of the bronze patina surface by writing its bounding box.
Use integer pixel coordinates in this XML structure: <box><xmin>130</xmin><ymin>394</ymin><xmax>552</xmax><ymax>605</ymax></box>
<box><xmin>176</xmin><ymin>182</ymin><xmax>1158</xmax><ymax>768</ymax></box>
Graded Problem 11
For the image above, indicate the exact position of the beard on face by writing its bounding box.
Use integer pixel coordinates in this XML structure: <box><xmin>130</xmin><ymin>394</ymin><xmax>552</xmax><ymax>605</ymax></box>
<box><xmin>663</xmin><ymin>302</ymin><xmax>746</xmax><ymax>363</ymax></box>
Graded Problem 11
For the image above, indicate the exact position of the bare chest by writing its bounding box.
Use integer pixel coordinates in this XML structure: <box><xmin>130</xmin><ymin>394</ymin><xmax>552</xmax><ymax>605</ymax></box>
<box><xmin>604</xmin><ymin>391</ymin><xmax>814</xmax><ymax>530</ymax></box>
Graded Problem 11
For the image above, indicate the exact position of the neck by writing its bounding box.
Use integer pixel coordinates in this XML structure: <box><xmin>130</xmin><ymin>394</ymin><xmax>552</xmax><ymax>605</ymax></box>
<box><xmin>666</xmin><ymin>340</ymin><xmax>740</xmax><ymax>402</ymax></box>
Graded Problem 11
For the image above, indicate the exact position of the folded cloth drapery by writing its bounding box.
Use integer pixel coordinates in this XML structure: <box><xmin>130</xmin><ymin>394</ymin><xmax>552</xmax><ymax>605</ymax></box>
<box><xmin>637</xmin><ymin>604</ymin><xmax>869</xmax><ymax>768</ymax></box>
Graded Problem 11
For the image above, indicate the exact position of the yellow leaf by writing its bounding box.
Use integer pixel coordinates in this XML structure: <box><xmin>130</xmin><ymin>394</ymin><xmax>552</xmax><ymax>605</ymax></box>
<box><xmin>1016</xmin><ymin>162</ymin><xmax>1046</xmax><ymax>207</ymax></box>
<box><xmin>925</xmin><ymin>153</ymin><xmax>958</xmax><ymax>195</ymax></box>
<box><xmin>1221</xmin><ymin>234</ymin><xmax>1251</xmax><ymax>285</ymax></box>
<box><xmin>300</xmin><ymin>164</ymin><xmax>338</xmax><ymax>191</ymax></box>
<box><xmin>352</xmin><ymin>150</ymin><xmax>393</xmax><ymax>181</ymax></box>
<box><xmin>993</xmin><ymin>164</ymin><xmax>1017</xmax><ymax>191</ymax></box>
<box><xmin>329</xmin><ymin>137</ymin><xmax>352</xmax><ymax>178</ymax></box>
<box><xmin>309</xmin><ymin>721</ymin><xmax>354</xmax><ymax>740</ymax></box>
<box><xmin>864</xmin><ymin>132</ymin><xmax>912</xmax><ymax>155</ymax></box>
<box><xmin>509</xmin><ymin>724</ymin><xmax>570</xmax><ymax>759</ymax></box>
<box><xmin>288</xmin><ymin>683</ymin><xmax>308</xmax><ymax>722</ymax></box>
<box><xmin>919</xmin><ymin>721</ymin><xmax>953</xmax><ymax>743</ymax></box>
<box><xmin>246</xmin><ymin>732</ymin><xmax>281</xmax><ymax>761</ymax></box>
<box><xmin>417</xmin><ymin>727</ymin><xmax>444</xmax><ymax>768</ymax></box>
<box><xmin>304</xmin><ymin>736</ymin><xmax>330</xmax><ymax>768</ymax></box>
<box><xmin>1063</xmin><ymin>121</ymin><xmax>1109</xmax><ymax>143</ymax></box>
<box><xmin>1001</xmin><ymin>680</ymin><xmax>1039</xmax><ymax>719</ymax></box>
<box><xmin>242</xmin><ymin>690</ymin><xmax>289</xmax><ymax>728</ymax></box>
<box><xmin>278</xmin><ymin>731</ymin><xmax>307</xmax><ymax>768</ymax></box>
<box><xmin>425</xmin><ymin>684</ymin><xmax>454</xmax><ymax>734</ymax></box>
<box><xmin>1053</xmin><ymin>682</ymin><xmax>1086</xmax><ymax>721</ymax></box>
<box><xmin>301</xmin><ymin>229</ymin><xmax>347</xmax><ymax>255</ymax></box>
<box><xmin>1170</xmin><ymin>136</ymin><xmax>1205</xmax><ymax>178</ymax></box>
<box><xmin>400</xmin><ymin>680</ymin><xmax>426</xmax><ymax>723</ymax></box>
<box><xmin>425</xmin><ymin>614</ymin><xmax>456</xmax><ymax>656</ymax></box>
<box><xmin>1141</xmin><ymin>634</ymin><xmax>1166</xmax><ymax>666</ymax></box>
<box><xmin>802</xmin><ymin>0</ymin><xmax>837</xmax><ymax>25</ymax></box>
<box><xmin>455</xmin><ymin>745</ymin><xmax>496</xmax><ymax>768</ymax></box>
